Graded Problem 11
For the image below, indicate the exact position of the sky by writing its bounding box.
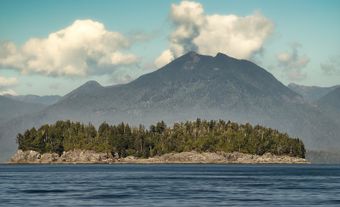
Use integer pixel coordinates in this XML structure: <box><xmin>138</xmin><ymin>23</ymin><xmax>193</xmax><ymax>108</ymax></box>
<box><xmin>0</xmin><ymin>0</ymin><xmax>339</xmax><ymax>96</ymax></box>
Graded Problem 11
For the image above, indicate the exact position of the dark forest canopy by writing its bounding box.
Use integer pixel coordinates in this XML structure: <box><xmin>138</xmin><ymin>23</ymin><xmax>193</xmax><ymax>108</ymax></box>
<box><xmin>16</xmin><ymin>119</ymin><xmax>306</xmax><ymax>158</ymax></box>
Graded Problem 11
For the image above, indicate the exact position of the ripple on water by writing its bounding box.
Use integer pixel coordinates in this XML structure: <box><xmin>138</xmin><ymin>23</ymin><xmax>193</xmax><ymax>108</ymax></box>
<box><xmin>0</xmin><ymin>164</ymin><xmax>339</xmax><ymax>207</ymax></box>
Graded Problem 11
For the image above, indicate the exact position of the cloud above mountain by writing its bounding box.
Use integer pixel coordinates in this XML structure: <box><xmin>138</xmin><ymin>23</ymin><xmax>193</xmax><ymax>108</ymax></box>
<box><xmin>276</xmin><ymin>43</ymin><xmax>310</xmax><ymax>81</ymax></box>
<box><xmin>321</xmin><ymin>55</ymin><xmax>340</xmax><ymax>75</ymax></box>
<box><xmin>0</xmin><ymin>20</ymin><xmax>139</xmax><ymax>77</ymax></box>
<box><xmin>155</xmin><ymin>1</ymin><xmax>274</xmax><ymax>67</ymax></box>
<box><xmin>0</xmin><ymin>76</ymin><xmax>17</xmax><ymax>87</ymax></box>
<box><xmin>0</xmin><ymin>76</ymin><xmax>17</xmax><ymax>95</ymax></box>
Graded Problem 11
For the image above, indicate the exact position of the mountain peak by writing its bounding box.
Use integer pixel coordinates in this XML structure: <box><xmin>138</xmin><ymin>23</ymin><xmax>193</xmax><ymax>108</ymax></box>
<box><xmin>215</xmin><ymin>52</ymin><xmax>228</xmax><ymax>58</ymax></box>
<box><xmin>73</xmin><ymin>80</ymin><xmax>103</xmax><ymax>94</ymax></box>
<box><xmin>180</xmin><ymin>51</ymin><xmax>200</xmax><ymax>57</ymax></box>
<box><xmin>160</xmin><ymin>51</ymin><xmax>206</xmax><ymax>72</ymax></box>
<box><xmin>82</xmin><ymin>80</ymin><xmax>102</xmax><ymax>88</ymax></box>
<box><xmin>171</xmin><ymin>51</ymin><xmax>238</xmax><ymax>67</ymax></box>
<box><xmin>180</xmin><ymin>51</ymin><xmax>202</xmax><ymax>61</ymax></box>
<box><xmin>60</xmin><ymin>80</ymin><xmax>103</xmax><ymax>101</ymax></box>
<box><xmin>214</xmin><ymin>52</ymin><xmax>239</xmax><ymax>62</ymax></box>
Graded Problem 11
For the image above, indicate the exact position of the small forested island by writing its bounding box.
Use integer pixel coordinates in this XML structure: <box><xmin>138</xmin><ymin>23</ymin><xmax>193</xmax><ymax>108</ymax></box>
<box><xmin>10</xmin><ymin>119</ymin><xmax>308</xmax><ymax>164</ymax></box>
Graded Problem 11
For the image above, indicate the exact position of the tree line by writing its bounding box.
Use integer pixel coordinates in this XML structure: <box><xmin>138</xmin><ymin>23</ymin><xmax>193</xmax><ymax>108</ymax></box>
<box><xmin>16</xmin><ymin>119</ymin><xmax>306</xmax><ymax>158</ymax></box>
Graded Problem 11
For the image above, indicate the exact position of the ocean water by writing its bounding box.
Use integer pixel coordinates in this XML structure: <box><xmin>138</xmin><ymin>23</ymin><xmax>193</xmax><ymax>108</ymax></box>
<box><xmin>0</xmin><ymin>164</ymin><xmax>340</xmax><ymax>206</ymax></box>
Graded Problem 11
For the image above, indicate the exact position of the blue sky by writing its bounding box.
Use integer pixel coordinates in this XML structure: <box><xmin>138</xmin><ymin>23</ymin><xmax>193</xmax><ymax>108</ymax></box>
<box><xmin>0</xmin><ymin>0</ymin><xmax>339</xmax><ymax>95</ymax></box>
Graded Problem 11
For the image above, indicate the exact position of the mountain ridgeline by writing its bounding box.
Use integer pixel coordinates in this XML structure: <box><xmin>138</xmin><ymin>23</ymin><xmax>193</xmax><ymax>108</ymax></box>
<box><xmin>16</xmin><ymin>120</ymin><xmax>306</xmax><ymax>158</ymax></box>
<box><xmin>0</xmin><ymin>51</ymin><xmax>339</xmax><ymax>162</ymax></box>
<box><xmin>4</xmin><ymin>94</ymin><xmax>61</xmax><ymax>105</ymax></box>
<box><xmin>0</xmin><ymin>96</ymin><xmax>45</xmax><ymax>125</ymax></box>
<box><xmin>316</xmin><ymin>87</ymin><xmax>340</xmax><ymax>126</ymax></box>
<box><xmin>288</xmin><ymin>83</ymin><xmax>339</xmax><ymax>102</ymax></box>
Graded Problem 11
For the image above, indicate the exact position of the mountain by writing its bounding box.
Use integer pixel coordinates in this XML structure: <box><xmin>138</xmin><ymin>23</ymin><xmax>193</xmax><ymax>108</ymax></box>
<box><xmin>288</xmin><ymin>83</ymin><xmax>339</xmax><ymax>102</ymax></box>
<box><xmin>289</xmin><ymin>83</ymin><xmax>340</xmax><ymax>128</ymax></box>
<box><xmin>0</xmin><ymin>96</ymin><xmax>48</xmax><ymax>159</ymax></box>
<box><xmin>0</xmin><ymin>96</ymin><xmax>45</xmax><ymax>125</ymax></box>
<box><xmin>0</xmin><ymin>51</ymin><xmax>339</xmax><ymax>162</ymax></box>
<box><xmin>317</xmin><ymin>87</ymin><xmax>340</xmax><ymax>109</ymax></box>
<box><xmin>306</xmin><ymin>150</ymin><xmax>340</xmax><ymax>164</ymax></box>
<box><xmin>316</xmin><ymin>87</ymin><xmax>340</xmax><ymax>125</ymax></box>
<box><xmin>4</xmin><ymin>94</ymin><xmax>61</xmax><ymax>105</ymax></box>
<box><xmin>41</xmin><ymin>52</ymin><xmax>307</xmax><ymax>126</ymax></box>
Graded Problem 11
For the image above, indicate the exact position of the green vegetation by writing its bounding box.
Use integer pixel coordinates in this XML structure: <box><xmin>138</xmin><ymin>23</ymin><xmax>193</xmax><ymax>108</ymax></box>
<box><xmin>16</xmin><ymin>119</ymin><xmax>306</xmax><ymax>158</ymax></box>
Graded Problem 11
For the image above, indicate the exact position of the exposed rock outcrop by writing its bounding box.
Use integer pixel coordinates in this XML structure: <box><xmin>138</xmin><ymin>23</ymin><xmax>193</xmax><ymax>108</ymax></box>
<box><xmin>9</xmin><ymin>150</ymin><xmax>309</xmax><ymax>164</ymax></box>
<box><xmin>119</xmin><ymin>151</ymin><xmax>308</xmax><ymax>164</ymax></box>
<box><xmin>10</xmin><ymin>150</ymin><xmax>115</xmax><ymax>164</ymax></box>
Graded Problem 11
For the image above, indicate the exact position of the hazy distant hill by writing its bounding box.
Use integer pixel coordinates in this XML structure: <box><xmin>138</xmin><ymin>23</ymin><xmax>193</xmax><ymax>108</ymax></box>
<box><xmin>0</xmin><ymin>52</ymin><xmax>339</xmax><ymax>162</ymax></box>
<box><xmin>288</xmin><ymin>83</ymin><xmax>340</xmax><ymax>127</ymax></box>
<box><xmin>49</xmin><ymin>52</ymin><xmax>306</xmax><ymax>124</ymax></box>
<box><xmin>4</xmin><ymin>94</ymin><xmax>61</xmax><ymax>106</ymax></box>
<box><xmin>317</xmin><ymin>87</ymin><xmax>340</xmax><ymax>110</ymax></box>
<box><xmin>306</xmin><ymin>150</ymin><xmax>340</xmax><ymax>164</ymax></box>
<box><xmin>316</xmin><ymin>87</ymin><xmax>340</xmax><ymax>126</ymax></box>
<box><xmin>288</xmin><ymin>83</ymin><xmax>339</xmax><ymax>102</ymax></box>
<box><xmin>0</xmin><ymin>96</ymin><xmax>45</xmax><ymax>125</ymax></box>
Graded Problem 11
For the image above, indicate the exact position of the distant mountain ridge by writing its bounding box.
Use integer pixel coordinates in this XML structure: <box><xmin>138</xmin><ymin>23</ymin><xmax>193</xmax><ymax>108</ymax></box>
<box><xmin>288</xmin><ymin>83</ymin><xmax>339</xmax><ymax>102</ymax></box>
<box><xmin>0</xmin><ymin>51</ymin><xmax>339</xmax><ymax>162</ymax></box>
<box><xmin>316</xmin><ymin>87</ymin><xmax>340</xmax><ymax>126</ymax></box>
<box><xmin>4</xmin><ymin>94</ymin><xmax>61</xmax><ymax>105</ymax></box>
<box><xmin>50</xmin><ymin>52</ymin><xmax>305</xmax><ymax>125</ymax></box>
<box><xmin>288</xmin><ymin>83</ymin><xmax>340</xmax><ymax>127</ymax></box>
<box><xmin>0</xmin><ymin>96</ymin><xmax>45</xmax><ymax>125</ymax></box>
<box><xmin>317</xmin><ymin>87</ymin><xmax>340</xmax><ymax>108</ymax></box>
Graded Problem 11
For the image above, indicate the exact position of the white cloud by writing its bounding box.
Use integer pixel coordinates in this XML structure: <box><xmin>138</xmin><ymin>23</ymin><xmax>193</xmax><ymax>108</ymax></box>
<box><xmin>195</xmin><ymin>13</ymin><xmax>273</xmax><ymax>59</ymax></box>
<box><xmin>0</xmin><ymin>19</ymin><xmax>139</xmax><ymax>76</ymax></box>
<box><xmin>0</xmin><ymin>76</ymin><xmax>18</xmax><ymax>95</ymax></box>
<box><xmin>320</xmin><ymin>55</ymin><xmax>340</xmax><ymax>75</ymax></box>
<box><xmin>0</xmin><ymin>76</ymin><xmax>17</xmax><ymax>87</ymax></box>
<box><xmin>155</xmin><ymin>1</ymin><xmax>274</xmax><ymax>67</ymax></box>
<box><xmin>154</xmin><ymin>49</ymin><xmax>174</xmax><ymax>68</ymax></box>
<box><xmin>277</xmin><ymin>44</ymin><xmax>309</xmax><ymax>69</ymax></box>
<box><xmin>276</xmin><ymin>43</ymin><xmax>310</xmax><ymax>81</ymax></box>
<box><xmin>169</xmin><ymin>0</ymin><xmax>205</xmax><ymax>57</ymax></box>
<box><xmin>0</xmin><ymin>89</ymin><xmax>17</xmax><ymax>96</ymax></box>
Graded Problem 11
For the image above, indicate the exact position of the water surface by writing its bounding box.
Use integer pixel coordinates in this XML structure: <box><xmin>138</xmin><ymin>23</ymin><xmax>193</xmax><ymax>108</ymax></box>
<box><xmin>0</xmin><ymin>164</ymin><xmax>339</xmax><ymax>206</ymax></box>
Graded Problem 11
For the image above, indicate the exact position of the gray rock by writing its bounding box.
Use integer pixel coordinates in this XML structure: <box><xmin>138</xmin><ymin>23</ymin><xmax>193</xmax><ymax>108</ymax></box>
<box><xmin>9</xmin><ymin>150</ymin><xmax>308</xmax><ymax>164</ymax></box>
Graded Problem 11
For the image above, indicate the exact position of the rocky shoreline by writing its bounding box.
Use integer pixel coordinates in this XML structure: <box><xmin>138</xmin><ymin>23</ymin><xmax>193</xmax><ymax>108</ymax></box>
<box><xmin>9</xmin><ymin>150</ymin><xmax>309</xmax><ymax>164</ymax></box>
